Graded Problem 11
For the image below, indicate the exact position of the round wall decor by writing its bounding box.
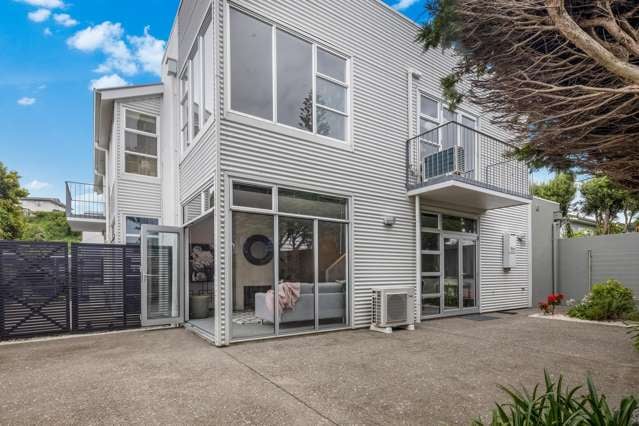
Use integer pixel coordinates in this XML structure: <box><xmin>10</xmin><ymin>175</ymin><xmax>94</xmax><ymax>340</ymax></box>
<box><xmin>243</xmin><ymin>234</ymin><xmax>273</xmax><ymax>265</ymax></box>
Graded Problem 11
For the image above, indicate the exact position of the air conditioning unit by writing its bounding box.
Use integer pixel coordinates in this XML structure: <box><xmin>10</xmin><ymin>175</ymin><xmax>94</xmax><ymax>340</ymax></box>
<box><xmin>370</xmin><ymin>286</ymin><xmax>416</xmax><ymax>334</ymax></box>
<box><xmin>423</xmin><ymin>146</ymin><xmax>465</xmax><ymax>179</ymax></box>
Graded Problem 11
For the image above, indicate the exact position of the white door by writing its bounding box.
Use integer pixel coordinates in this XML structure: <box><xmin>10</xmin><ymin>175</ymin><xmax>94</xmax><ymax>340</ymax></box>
<box><xmin>141</xmin><ymin>225</ymin><xmax>183</xmax><ymax>326</ymax></box>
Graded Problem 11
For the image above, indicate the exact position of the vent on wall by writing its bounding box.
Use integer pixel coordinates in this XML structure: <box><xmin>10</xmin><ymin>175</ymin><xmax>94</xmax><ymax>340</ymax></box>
<box><xmin>370</xmin><ymin>286</ymin><xmax>416</xmax><ymax>333</ymax></box>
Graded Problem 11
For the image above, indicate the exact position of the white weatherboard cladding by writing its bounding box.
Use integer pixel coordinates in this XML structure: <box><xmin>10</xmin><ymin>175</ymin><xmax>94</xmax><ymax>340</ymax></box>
<box><xmin>111</xmin><ymin>97</ymin><xmax>163</xmax><ymax>243</ymax></box>
<box><xmin>479</xmin><ymin>205</ymin><xmax>531</xmax><ymax>312</ymax></box>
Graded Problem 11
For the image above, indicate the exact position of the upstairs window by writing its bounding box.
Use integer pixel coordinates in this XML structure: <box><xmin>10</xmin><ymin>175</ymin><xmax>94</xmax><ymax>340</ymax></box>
<box><xmin>180</xmin><ymin>15</ymin><xmax>214</xmax><ymax>153</ymax></box>
<box><xmin>229</xmin><ymin>7</ymin><xmax>350</xmax><ymax>142</ymax></box>
<box><xmin>230</xmin><ymin>9</ymin><xmax>273</xmax><ymax>120</ymax></box>
<box><xmin>124</xmin><ymin>110</ymin><xmax>158</xmax><ymax>177</ymax></box>
<box><xmin>418</xmin><ymin>94</ymin><xmax>477</xmax><ymax>148</ymax></box>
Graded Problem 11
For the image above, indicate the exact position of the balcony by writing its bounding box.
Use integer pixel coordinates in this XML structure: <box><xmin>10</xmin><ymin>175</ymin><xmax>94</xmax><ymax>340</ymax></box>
<box><xmin>405</xmin><ymin>122</ymin><xmax>531</xmax><ymax>210</ymax></box>
<box><xmin>65</xmin><ymin>181</ymin><xmax>106</xmax><ymax>232</ymax></box>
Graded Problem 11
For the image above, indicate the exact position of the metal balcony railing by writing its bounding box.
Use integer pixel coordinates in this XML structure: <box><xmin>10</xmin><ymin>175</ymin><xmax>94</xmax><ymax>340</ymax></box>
<box><xmin>65</xmin><ymin>181</ymin><xmax>105</xmax><ymax>220</ymax></box>
<box><xmin>405</xmin><ymin>121</ymin><xmax>530</xmax><ymax>199</ymax></box>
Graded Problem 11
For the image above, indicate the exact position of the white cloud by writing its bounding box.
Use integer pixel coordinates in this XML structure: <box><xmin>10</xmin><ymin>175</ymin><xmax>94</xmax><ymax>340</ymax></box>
<box><xmin>128</xmin><ymin>26</ymin><xmax>165</xmax><ymax>76</ymax></box>
<box><xmin>43</xmin><ymin>27</ymin><xmax>53</xmax><ymax>36</ymax></box>
<box><xmin>28</xmin><ymin>180</ymin><xmax>49</xmax><ymax>190</ymax></box>
<box><xmin>28</xmin><ymin>8</ymin><xmax>51</xmax><ymax>22</ymax></box>
<box><xmin>67</xmin><ymin>21</ymin><xmax>122</xmax><ymax>51</ymax></box>
<box><xmin>53</xmin><ymin>13</ymin><xmax>77</xmax><ymax>27</ymax></box>
<box><xmin>17</xmin><ymin>97</ymin><xmax>36</xmax><ymax>106</ymax></box>
<box><xmin>17</xmin><ymin>0</ymin><xmax>65</xmax><ymax>8</ymax></box>
<box><xmin>392</xmin><ymin>0</ymin><xmax>419</xmax><ymax>11</ymax></box>
<box><xmin>89</xmin><ymin>73</ymin><xmax>129</xmax><ymax>90</ymax></box>
<box><xmin>67</xmin><ymin>22</ymin><xmax>138</xmax><ymax>75</ymax></box>
<box><xmin>68</xmin><ymin>22</ymin><xmax>166</xmax><ymax>78</ymax></box>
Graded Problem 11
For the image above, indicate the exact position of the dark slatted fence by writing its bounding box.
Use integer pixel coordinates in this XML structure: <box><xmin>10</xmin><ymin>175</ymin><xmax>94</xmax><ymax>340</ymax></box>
<box><xmin>0</xmin><ymin>241</ymin><xmax>70</xmax><ymax>338</ymax></box>
<box><xmin>71</xmin><ymin>244</ymin><xmax>141</xmax><ymax>332</ymax></box>
<box><xmin>0</xmin><ymin>241</ymin><xmax>141</xmax><ymax>340</ymax></box>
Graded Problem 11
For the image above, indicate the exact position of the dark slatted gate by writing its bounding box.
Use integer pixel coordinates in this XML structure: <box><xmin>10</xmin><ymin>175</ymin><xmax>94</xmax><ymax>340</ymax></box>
<box><xmin>0</xmin><ymin>241</ymin><xmax>70</xmax><ymax>338</ymax></box>
<box><xmin>0</xmin><ymin>241</ymin><xmax>142</xmax><ymax>340</ymax></box>
<box><xmin>71</xmin><ymin>244</ymin><xmax>141</xmax><ymax>332</ymax></box>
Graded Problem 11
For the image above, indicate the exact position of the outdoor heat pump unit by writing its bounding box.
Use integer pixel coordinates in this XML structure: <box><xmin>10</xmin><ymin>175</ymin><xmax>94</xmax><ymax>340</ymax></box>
<box><xmin>423</xmin><ymin>146</ymin><xmax>465</xmax><ymax>179</ymax></box>
<box><xmin>503</xmin><ymin>232</ymin><xmax>518</xmax><ymax>269</ymax></box>
<box><xmin>370</xmin><ymin>286</ymin><xmax>416</xmax><ymax>334</ymax></box>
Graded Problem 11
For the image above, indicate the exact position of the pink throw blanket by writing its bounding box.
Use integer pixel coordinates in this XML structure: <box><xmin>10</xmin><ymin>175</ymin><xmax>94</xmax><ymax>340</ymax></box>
<box><xmin>265</xmin><ymin>282</ymin><xmax>301</xmax><ymax>317</ymax></box>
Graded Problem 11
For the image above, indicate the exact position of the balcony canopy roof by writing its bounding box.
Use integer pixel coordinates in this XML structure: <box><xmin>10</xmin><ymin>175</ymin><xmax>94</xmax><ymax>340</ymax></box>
<box><xmin>408</xmin><ymin>175</ymin><xmax>531</xmax><ymax>210</ymax></box>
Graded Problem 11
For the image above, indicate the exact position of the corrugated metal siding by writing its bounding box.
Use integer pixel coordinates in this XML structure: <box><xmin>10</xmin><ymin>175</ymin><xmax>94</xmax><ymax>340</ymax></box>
<box><xmin>479</xmin><ymin>205</ymin><xmax>531</xmax><ymax>312</ymax></box>
<box><xmin>178</xmin><ymin>0</ymin><xmax>212</xmax><ymax>71</ymax></box>
<box><xmin>179</xmin><ymin>122</ymin><xmax>217</xmax><ymax>203</ymax></box>
<box><xmin>217</xmin><ymin>0</ymin><xmax>427</xmax><ymax>338</ymax></box>
<box><xmin>173</xmin><ymin>0</ymin><xmax>532</xmax><ymax>343</ymax></box>
<box><xmin>111</xmin><ymin>97</ymin><xmax>163</xmax><ymax>243</ymax></box>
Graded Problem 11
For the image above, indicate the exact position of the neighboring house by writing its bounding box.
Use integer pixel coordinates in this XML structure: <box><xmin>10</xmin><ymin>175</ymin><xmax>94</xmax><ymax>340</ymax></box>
<box><xmin>566</xmin><ymin>214</ymin><xmax>597</xmax><ymax>236</ymax></box>
<box><xmin>67</xmin><ymin>0</ymin><xmax>533</xmax><ymax>346</ymax></box>
<box><xmin>21</xmin><ymin>197</ymin><xmax>65</xmax><ymax>215</ymax></box>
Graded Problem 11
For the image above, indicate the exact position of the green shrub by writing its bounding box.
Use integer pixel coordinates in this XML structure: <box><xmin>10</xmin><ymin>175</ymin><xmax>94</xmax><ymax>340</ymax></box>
<box><xmin>626</xmin><ymin>311</ymin><xmax>639</xmax><ymax>322</ymax></box>
<box><xmin>567</xmin><ymin>279</ymin><xmax>637</xmax><ymax>321</ymax></box>
<box><xmin>473</xmin><ymin>371</ymin><xmax>638</xmax><ymax>425</ymax></box>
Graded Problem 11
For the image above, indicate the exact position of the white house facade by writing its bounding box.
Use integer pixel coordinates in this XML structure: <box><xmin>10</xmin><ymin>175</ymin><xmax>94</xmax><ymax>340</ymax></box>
<box><xmin>67</xmin><ymin>0</ymin><xmax>533</xmax><ymax>346</ymax></box>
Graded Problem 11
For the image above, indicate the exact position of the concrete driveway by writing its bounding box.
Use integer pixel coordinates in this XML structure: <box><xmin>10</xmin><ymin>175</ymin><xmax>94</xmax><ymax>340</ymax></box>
<box><xmin>1</xmin><ymin>310</ymin><xmax>637</xmax><ymax>425</ymax></box>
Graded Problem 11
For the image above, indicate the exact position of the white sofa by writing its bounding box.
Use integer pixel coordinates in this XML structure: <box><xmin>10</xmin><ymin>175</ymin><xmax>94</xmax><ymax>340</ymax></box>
<box><xmin>254</xmin><ymin>282</ymin><xmax>345</xmax><ymax>323</ymax></box>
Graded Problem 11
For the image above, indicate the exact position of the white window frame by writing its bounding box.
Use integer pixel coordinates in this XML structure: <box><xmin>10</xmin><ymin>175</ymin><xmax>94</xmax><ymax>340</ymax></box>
<box><xmin>122</xmin><ymin>107</ymin><xmax>160</xmax><ymax>180</ymax></box>
<box><xmin>417</xmin><ymin>93</ymin><xmax>479</xmax><ymax>147</ymax></box>
<box><xmin>225</xmin><ymin>5</ymin><xmax>353</xmax><ymax>147</ymax></box>
<box><xmin>180</xmin><ymin>13</ymin><xmax>215</xmax><ymax>158</ymax></box>
<box><xmin>419</xmin><ymin>209</ymin><xmax>480</xmax><ymax>319</ymax></box>
<box><xmin>124</xmin><ymin>215</ymin><xmax>159</xmax><ymax>244</ymax></box>
<box><xmin>229</xmin><ymin>178</ymin><xmax>350</xmax><ymax>223</ymax></box>
<box><xmin>179</xmin><ymin>62</ymin><xmax>190</xmax><ymax>153</ymax></box>
<box><xmin>182</xmin><ymin>184</ymin><xmax>216</xmax><ymax>226</ymax></box>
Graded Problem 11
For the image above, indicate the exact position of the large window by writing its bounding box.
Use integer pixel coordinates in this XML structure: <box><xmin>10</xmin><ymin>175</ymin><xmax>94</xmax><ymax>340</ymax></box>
<box><xmin>124</xmin><ymin>110</ymin><xmax>158</xmax><ymax>177</ymax></box>
<box><xmin>229</xmin><ymin>7</ymin><xmax>350</xmax><ymax>142</ymax></box>
<box><xmin>230</xmin><ymin>180</ymin><xmax>349</xmax><ymax>340</ymax></box>
<box><xmin>229</xmin><ymin>9</ymin><xmax>273</xmax><ymax>120</ymax></box>
<box><xmin>180</xmin><ymin>15</ymin><xmax>215</xmax><ymax>153</ymax></box>
<box><xmin>125</xmin><ymin>216</ymin><xmax>159</xmax><ymax>244</ymax></box>
<box><xmin>276</xmin><ymin>29</ymin><xmax>312</xmax><ymax>130</ymax></box>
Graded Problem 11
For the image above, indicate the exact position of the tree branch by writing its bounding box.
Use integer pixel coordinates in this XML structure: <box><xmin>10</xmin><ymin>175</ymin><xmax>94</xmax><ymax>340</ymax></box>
<box><xmin>545</xmin><ymin>0</ymin><xmax>639</xmax><ymax>83</ymax></box>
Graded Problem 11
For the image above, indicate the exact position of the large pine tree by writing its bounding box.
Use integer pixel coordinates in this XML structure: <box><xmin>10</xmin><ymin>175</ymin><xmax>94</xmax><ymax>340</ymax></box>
<box><xmin>417</xmin><ymin>0</ymin><xmax>639</xmax><ymax>191</ymax></box>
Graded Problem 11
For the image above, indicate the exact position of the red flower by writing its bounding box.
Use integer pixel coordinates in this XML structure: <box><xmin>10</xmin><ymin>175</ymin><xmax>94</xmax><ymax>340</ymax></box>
<box><xmin>547</xmin><ymin>294</ymin><xmax>557</xmax><ymax>304</ymax></box>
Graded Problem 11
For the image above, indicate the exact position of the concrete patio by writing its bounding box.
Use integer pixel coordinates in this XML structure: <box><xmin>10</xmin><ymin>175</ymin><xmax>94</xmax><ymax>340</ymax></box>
<box><xmin>0</xmin><ymin>309</ymin><xmax>637</xmax><ymax>425</ymax></box>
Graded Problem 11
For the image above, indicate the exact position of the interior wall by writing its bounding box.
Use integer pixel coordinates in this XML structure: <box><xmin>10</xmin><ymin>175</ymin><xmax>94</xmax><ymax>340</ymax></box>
<box><xmin>232</xmin><ymin>212</ymin><xmax>274</xmax><ymax>310</ymax></box>
<box><xmin>187</xmin><ymin>214</ymin><xmax>215</xmax><ymax>314</ymax></box>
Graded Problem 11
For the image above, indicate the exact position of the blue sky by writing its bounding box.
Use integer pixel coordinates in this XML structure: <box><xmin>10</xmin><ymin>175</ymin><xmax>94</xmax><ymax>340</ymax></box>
<box><xmin>2</xmin><ymin>0</ymin><xmax>546</xmax><ymax>203</ymax></box>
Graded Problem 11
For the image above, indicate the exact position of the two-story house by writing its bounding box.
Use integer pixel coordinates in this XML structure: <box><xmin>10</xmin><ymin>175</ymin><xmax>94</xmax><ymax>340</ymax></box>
<box><xmin>66</xmin><ymin>0</ymin><xmax>532</xmax><ymax>346</ymax></box>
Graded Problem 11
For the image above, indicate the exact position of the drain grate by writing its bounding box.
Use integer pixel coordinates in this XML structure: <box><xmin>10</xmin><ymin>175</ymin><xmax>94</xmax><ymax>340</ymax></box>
<box><xmin>462</xmin><ymin>314</ymin><xmax>500</xmax><ymax>321</ymax></box>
